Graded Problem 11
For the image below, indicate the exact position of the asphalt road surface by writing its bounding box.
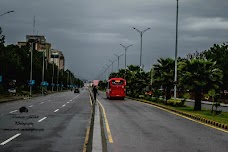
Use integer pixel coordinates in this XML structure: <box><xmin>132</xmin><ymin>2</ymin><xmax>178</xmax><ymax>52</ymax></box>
<box><xmin>0</xmin><ymin>89</ymin><xmax>91</xmax><ymax>152</ymax></box>
<box><xmin>185</xmin><ymin>101</ymin><xmax>228</xmax><ymax>112</ymax></box>
<box><xmin>97</xmin><ymin>91</ymin><xmax>228</xmax><ymax>152</ymax></box>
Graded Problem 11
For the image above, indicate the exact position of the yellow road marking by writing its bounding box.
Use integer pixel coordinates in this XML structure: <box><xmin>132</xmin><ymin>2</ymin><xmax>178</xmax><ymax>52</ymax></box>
<box><xmin>97</xmin><ymin>99</ymin><xmax>114</xmax><ymax>143</ymax></box>
<box><xmin>138</xmin><ymin>101</ymin><xmax>228</xmax><ymax>133</ymax></box>
<box><xmin>82</xmin><ymin>127</ymin><xmax>90</xmax><ymax>152</ymax></box>
<box><xmin>89</xmin><ymin>94</ymin><xmax>92</xmax><ymax>106</ymax></box>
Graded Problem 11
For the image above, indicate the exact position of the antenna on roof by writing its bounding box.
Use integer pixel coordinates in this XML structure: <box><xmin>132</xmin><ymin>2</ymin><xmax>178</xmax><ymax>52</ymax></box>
<box><xmin>33</xmin><ymin>16</ymin><xmax>36</xmax><ymax>35</ymax></box>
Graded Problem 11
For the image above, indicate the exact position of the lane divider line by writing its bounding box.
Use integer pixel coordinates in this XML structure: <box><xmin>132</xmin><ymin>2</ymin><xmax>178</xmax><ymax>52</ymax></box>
<box><xmin>29</xmin><ymin>105</ymin><xmax>33</xmax><ymax>107</ymax></box>
<box><xmin>40</xmin><ymin>102</ymin><xmax>44</xmax><ymax>104</ymax></box>
<box><xmin>38</xmin><ymin>117</ymin><xmax>47</xmax><ymax>122</ymax></box>
<box><xmin>62</xmin><ymin>104</ymin><xmax>65</xmax><ymax>107</ymax></box>
<box><xmin>0</xmin><ymin>133</ymin><xmax>21</xmax><ymax>145</ymax></box>
<box><xmin>97</xmin><ymin>100</ymin><xmax>113</xmax><ymax>143</ymax></box>
<box><xmin>89</xmin><ymin>94</ymin><xmax>92</xmax><ymax>106</ymax></box>
<box><xmin>70</xmin><ymin>100</ymin><xmax>72</xmax><ymax>102</ymax></box>
<box><xmin>9</xmin><ymin>110</ymin><xmax>18</xmax><ymax>113</ymax></box>
<box><xmin>67</xmin><ymin>102</ymin><xmax>69</xmax><ymax>104</ymax></box>
<box><xmin>54</xmin><ymin>109</ymin><xmax>59</xmax><ymax>113</ymax></box>
<box><xmin>83</xmin><ymin>127</ymin><xmax>90</xmax><ymax>152</ymax></box>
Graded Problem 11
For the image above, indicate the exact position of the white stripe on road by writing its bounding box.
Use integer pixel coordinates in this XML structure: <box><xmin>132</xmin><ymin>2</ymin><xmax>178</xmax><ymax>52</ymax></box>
<box><xmin>40</xmin><ymin>102</ymin><xmax>44</xmax><ymax>104</ymax></box>
<box><xmin>62</xmin><ymin>104</ymin><xmax>65</xmax><ymax>107</ymax></box>
<box><xmin>38</xmin><ymin>117</ymin><xmax>47</xmax><ymax>122</ymax></box>
<box><xmin>69</xmin><ymin>100</ymin><xmax>72</xmax><ymax>102</ymax></box>
<box><xmin>0</xmin><ymin>133</ymin><xmax>21</xmax><ymax>145</ymax></box>
<box><xmin>48</xmin><ymin>100</ymin><xmax>51</xmax><ymax>101</ymax></box>
<box><xmin>67</xmin><ymin>102</ymin><xmax>69</xmax><ymax>104</ymax></box>
<box><xmin>9</xmin><ymin>110</ymin><xmax>18</xmax><ymax>113</ymax></box>
<box><xmin>54</xmin><ymin>109</ymin><xmax>59</xmax><ymax>112</ymax></box>
<box><xmin>29</xmin><ymin>105</ymin><xmax>33</xmax><ymax>107</ymax></box>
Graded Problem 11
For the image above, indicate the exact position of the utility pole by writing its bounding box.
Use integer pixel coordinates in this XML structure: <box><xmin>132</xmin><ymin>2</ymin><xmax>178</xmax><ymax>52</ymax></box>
<box><xmin>51</xmin><ymin>60</ymin><xmax>54</xmax><ymax>92</ymax></box>
<box><xmin>133</xmin><ymin>27</ymin><xmax>150</xmax><ymax>67</ymax></box>
<box><xmin>109</xmin><ymin>60</ymin><xmax>117</xmax><ymax>73</ymax></box>
<box><xmin>120</xmin><ymin>44</ymin><xmax>133</xmax><ymax>70</ymax></box>
<box><xmin>42</xmin><ymin>49</ymin><xmax>45</xmax><ymax>95</ymax></box>
<box><xmin>29</xmin><ymin>42</ymin><xmax>34</xmax><ymax>97</ymax></box>
<box><xmin>174</xmin><ymin>0</ymin><xmax>179</xmax><ymax>99</ymax></box>
<box><xmin>114</xmin><ymin>54</ymin><xmax>124</xmax><ymax>71</ymax></box>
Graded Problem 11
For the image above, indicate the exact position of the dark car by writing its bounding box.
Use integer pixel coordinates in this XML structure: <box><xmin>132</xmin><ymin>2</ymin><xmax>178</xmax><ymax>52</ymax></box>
<box><xmin>74</xmin><ymin>88</ymin><xmax>80</xmax><ymax>93</ymax></box>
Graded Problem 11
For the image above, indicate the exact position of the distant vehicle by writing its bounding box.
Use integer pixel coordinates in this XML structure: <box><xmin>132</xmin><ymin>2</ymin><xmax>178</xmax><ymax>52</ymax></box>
<box><xmin>74</xmin><ymin>88</ymin><xmax>80</xmax><ymax>93</ymax></box>
<box><xmin>106</xmin><ymin>78</ymin><xmax>126</xmax><ymax>100</ymax></box>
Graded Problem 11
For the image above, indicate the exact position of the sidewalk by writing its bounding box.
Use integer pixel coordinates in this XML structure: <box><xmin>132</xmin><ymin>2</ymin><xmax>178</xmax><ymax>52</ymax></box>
<box><xmin>0</xmin><ymin>91</ymin><xmax>65</xmax><ymax>104</ymax></box>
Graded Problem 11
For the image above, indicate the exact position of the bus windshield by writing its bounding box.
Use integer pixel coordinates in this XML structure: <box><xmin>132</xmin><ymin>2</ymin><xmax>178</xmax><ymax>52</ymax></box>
<box><xmin>111</xmin><ymin>80</ymin><xmax>124</xmax><ymax>85</ymax></box>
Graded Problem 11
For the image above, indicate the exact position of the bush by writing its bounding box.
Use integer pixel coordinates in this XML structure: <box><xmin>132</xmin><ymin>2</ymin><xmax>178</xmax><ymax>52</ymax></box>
<box><xmin>167</xmin><ymin>98</ymin><xmax>185</xmax><ymax>107</ymax></box>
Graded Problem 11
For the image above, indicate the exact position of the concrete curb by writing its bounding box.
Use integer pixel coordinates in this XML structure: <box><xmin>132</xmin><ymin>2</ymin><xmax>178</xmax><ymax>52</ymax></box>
<box><xmin>127</xmin><ymin>97</ymin><xmax>228</xmax><ymax>131</ymax></box>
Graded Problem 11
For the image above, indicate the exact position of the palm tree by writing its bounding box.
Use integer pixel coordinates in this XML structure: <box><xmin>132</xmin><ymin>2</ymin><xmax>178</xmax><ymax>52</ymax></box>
<box><xmin>153</xmin><ymin>58</ymin><xmax>175</xmax><ymax>101</ymax></box>
<box><xmin>179</xmin><ymin>59</ymin><xmax>223</xmax><ymax>111</ymax></box>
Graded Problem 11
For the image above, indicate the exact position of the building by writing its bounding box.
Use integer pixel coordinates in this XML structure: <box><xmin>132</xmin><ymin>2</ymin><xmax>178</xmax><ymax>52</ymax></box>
<box><xmin>51</xmin><ymin>49</ymin><xmax>65</xmax><ymax>70</ymax></box>
<box><xmin>18</xmin><ymin>35</ymin><xmax>52</xmax><ymax>63</ymax></box>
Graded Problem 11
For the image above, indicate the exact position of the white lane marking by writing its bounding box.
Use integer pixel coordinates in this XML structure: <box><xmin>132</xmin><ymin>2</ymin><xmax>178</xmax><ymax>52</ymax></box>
<box><xmin>29</xmin><ymin>105</ymin><xmax>33</xmax><ymax>107</ymax></box>
<box><xmin>62</xmin><ymin>104</ymin><xmax>65</xmax><ymax>107</ymax></box>
<box><xmin>40</xmin><ymin>102</ymin><xmax>44</xmax><ymax>104</ymax></box>
<box><xmin>0</xmin><ymin>133</ymin><xmax>21</xmax><ymax>145</ymax></box>
<box><xmin>38</xmin><ymin>117</ymin><xmax>47</xmax><ymax>122</ymax></box>
<box><xmin>9</xmin><ymin>110</ymin><xmax>18</xmax><ymax>113</ymax></box>
<box><xmin>54</xmin><ymin>109</ymin><xmax>59</xmax><ymax>112</ymax></box>
<box><xmin>69</xmin><ymin>100</ymin><xmax>72</xmax><ymax>102</ymax></box>
<box><xmin>67</xmin><ymin>102</ymin><xmax>69</xmax><ymax>104</ymax></box>
<box><xmin>48</xmin><ymin>100</ymin><xmax>51</xmax><ymax>102</ymax></box>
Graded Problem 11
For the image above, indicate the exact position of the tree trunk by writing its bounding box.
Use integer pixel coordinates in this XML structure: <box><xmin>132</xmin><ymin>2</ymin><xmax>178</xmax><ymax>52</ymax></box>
<box><xmin>194</xmin><ymin>86</ymin><xmax>202</xmax><ymax>111</ymax></box>
<box><xmin>166</xmin><ymin>87</ymin><xmax>171</xmax><ymax>101</ymax></box>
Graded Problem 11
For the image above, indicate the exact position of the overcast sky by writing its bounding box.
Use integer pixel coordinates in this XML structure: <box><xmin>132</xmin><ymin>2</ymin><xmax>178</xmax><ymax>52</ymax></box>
<box><xmin>1</xmin><ymin>0</ymin><xmax>228</xmax><ymax>80</ymax></box>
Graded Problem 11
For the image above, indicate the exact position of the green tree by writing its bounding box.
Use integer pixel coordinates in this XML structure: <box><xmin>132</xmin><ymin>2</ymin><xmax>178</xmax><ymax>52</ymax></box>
<box><xmin>153</xmin><ymin>58</ymin><xmax>175</xmax><ymax>101</ymax></box>
<box><xmin>179</xmin><ymin>59</ymin><xmax>223</xmax><ymax>111</ymax></box>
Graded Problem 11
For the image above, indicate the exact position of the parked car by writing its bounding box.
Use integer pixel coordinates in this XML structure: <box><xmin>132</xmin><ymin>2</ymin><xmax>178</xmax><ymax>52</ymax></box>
<box><xmin>74</xmin><ymin>88</ymin><xmax>80</xmax><ymax>93</ymax></box>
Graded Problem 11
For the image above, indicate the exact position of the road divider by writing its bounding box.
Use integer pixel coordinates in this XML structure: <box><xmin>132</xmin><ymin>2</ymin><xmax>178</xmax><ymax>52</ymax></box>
<box><xmin>0</xmin><ymin>133</ymin><xmax>21</xmax><ymax>145</ymax></box>
<box><xmin>38</xmin><ymin>117</ymin><xmax>47</xmax><ymax>122</ymax></box>
<box><xmin>97</xmin><ymin>100</ymin><xmax>113</xmax><ymax>143</ymax></box>
<box><xmin>9</xmin><ymin>110</ymin><xmax>18</xmax><ymax>113</ymax></box>
<box><xmin>54</xmin><ymin>109</ymin><xmax>59</xmax><ymax>113</ymax></box>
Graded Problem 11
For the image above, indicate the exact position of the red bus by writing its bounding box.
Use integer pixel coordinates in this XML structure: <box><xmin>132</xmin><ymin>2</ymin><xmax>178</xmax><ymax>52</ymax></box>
<box><xmin>106</xmin><ymin>78</ymin><xmax>126</xmax><ymax>100</ymax></box>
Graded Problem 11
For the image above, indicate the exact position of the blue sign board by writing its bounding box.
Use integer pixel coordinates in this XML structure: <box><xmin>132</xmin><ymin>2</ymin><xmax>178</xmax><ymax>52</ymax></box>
<box><xmin>61</xmin><ymin>84</ymin><xmax>64</xmax><ymax>87</ymax></box>
<box><xmin>28</xmin><ymin>80</ymin><xmax>35</xmax><ymax>85</ymax></box>
<box><xmin>51</xmin><ymin>83</ymin><xmax>55</xmax><ymax>86</ymax></box>
<box><xmin>41</xmin><ymin>81</ymin><xmax>49</xmax><ymax>86</ymax></box>
<box><xmin>56</xmin><ymin>84</ymin><xmax>60</xmax><ymax>87</ymax></box>
<box><xmin>0</xmin><ymin>75</ymin><xmax>2</xmax><ymax>83</ymax></box>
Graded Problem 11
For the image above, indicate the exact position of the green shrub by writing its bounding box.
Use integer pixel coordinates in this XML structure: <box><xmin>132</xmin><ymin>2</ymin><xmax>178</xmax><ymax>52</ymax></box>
<box><xmin>167</xmin><ymin>98</ymin><xmax>185</xmax><ymax>107</ymax></box>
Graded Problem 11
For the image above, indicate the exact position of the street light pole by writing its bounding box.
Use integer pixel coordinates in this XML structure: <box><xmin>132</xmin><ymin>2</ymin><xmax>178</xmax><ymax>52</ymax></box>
<box><xmin>133</xmin><ymin>27</ymin><xmax>150</xmax><ymax>67</ymax></box>
<box><xmin>29</xmin><ymin>42</ymin><xmax>34</xmax><ymax>97</ymax></box>
<box><xmin>114</xmin><ymin>54</ymin><xmax>124</xmax><ymax>71</ymax></box>
<box><xmin>106</xmin><ymin>64</ymin><xmax>111</xmax><ymax>79</ymax></box>
<box><xmin>0</xmin><ymin>11</ymin><xmax>14</xmax><ymax>17</ymax></box>
<box><xmin>120</xmin><ymin>44</ymin><xmax>133</xmax><ymax>70</ymax></box>
<box><xmin>42</xmin><ymin>49</ymin><xmax>45</xmax><ymax>95</ymax></box>
<box><xmin>109</xmin><ymin>60</ymin><xmax>117</xmax><ymax>73</ymax></box>
<box><xmin>51</xmin><ymin>60</ymin><xmax>54</xmax><ymax>92</ymax></box>
<box><xmin>174</xmin><ymin>0</ymin><xmax>179</xmax><ymax>99</ymax></box>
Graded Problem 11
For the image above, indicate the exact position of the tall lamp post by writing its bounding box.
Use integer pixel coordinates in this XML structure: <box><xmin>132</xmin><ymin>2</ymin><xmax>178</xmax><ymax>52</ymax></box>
<box><xmin>174</xmin><ymin>0</ymin><xmax>179</xmax><ymax>99</ymax></box>
<box><xmin>114</xmin><ymin>54</ymin><xmax>124</xmax><ymax>71</ymax></box>
<box><xmin>109</xmin><ymin>59</ymin><xmax>117</xmax><ymax>73</ymax></box>
<box><xmin>120</xmin><ymin>44</ymin><xmax>133</xmax><ymax>70</ymax></box>
<box><xmin>105</xmin><ymin>64</ymin><xmax>111</xmax><ymax>79</ymax></box>
<box><xmin>0</xmin><ymin>11</ymin><xmax>14</xmax><ymax>17</ymax></box>
<box><xmin>133</xmin><ymin>27</ymin><xmax>150</xmax><ymax>67</ymax></box>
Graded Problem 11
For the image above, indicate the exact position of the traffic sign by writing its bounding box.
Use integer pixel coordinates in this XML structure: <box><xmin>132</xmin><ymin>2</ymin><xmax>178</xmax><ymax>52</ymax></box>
<box><xmin>28</xmin><ymin>80</ymin><xmax>35</xmax><ymax>85</ymax></box>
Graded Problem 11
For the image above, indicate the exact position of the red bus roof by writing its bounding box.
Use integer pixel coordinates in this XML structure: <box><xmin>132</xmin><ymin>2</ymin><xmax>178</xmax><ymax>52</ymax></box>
<box><xmin>108</xmin><ymin>77</ymin><xmax>125</xmax><ymax>81</ymax></box>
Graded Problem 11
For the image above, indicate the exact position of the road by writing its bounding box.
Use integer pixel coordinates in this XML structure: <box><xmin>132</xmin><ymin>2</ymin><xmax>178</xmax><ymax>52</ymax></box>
<box><xmin>185</xmin><ymin>101</ymin><xmax>228</xmax><ymax>112</ymax></box>
<box><xmin>0</xmin><ymin>89</ymin><xmax>91</xmax><ymax>152</ymax></box>
<box><xmin>97</xmin><ymin>91</ymin><xmax>228</xmax><ymax>152</ymax></box>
